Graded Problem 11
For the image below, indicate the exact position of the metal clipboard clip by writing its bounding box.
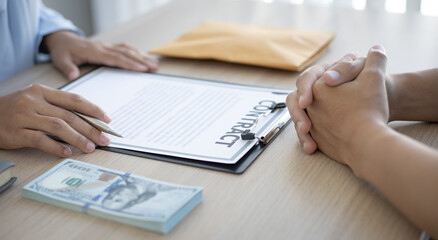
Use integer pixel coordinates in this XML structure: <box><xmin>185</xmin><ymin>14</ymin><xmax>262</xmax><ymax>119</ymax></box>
<box><xmin>241</xmin><ymin>102</ymin><xmax>288</xmax><ymax>144</ymax></box>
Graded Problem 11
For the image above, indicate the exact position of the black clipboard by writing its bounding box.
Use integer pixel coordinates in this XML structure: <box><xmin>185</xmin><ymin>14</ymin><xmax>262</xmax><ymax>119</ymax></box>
<box><xmin>60</xmin><ymin>67</ymin><xmax>291</xmax><ymax>174</ymax></box>
<box><xmin>100</xmin><ymin>118</ymin><xmax>290</xmax><ymax>174</ymax></box>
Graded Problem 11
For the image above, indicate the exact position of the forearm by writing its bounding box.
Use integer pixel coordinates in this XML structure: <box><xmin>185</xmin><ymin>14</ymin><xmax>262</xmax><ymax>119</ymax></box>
<box><xmin>350</xmin><ymin>124</ymin><xmax>438</xmax><ymax>237</ymax></box>
<box><xmin>388</xmin><ymin>68</ymin><xmax>438</xmax><ymax>122</ymax></box>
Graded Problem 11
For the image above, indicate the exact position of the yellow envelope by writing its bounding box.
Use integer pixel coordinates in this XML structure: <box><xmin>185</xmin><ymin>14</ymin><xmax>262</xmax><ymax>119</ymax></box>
<box><xmin>149</xmin><ymin>22</ymin><xmax>335</xmax><ymax>71</ymax></box>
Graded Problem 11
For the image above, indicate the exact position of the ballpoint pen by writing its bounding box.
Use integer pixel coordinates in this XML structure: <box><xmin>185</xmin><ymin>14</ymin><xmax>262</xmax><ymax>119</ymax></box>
<box><xmin>73</xmin><ymin>111</ymin><xmax>124</xmax><ymax>138</ymax></box>
<box><xmin>240</xmin><ymin>102</ymin><xmax>287</xmax><ymax>144</ymax></box>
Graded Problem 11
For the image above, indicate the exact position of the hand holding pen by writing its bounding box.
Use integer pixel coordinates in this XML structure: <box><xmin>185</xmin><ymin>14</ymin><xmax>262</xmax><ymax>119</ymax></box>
<box><xmin>0</xmin><ymin>84</ymin><xmax>120</xmax><ymax>157</ymax></box>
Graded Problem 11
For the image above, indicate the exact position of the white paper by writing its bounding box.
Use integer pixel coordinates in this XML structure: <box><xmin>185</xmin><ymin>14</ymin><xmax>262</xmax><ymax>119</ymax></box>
<box><xmin>62</xmin><ymin>67</ymin><xmax>290</xmax><ymax>164</ymax></box>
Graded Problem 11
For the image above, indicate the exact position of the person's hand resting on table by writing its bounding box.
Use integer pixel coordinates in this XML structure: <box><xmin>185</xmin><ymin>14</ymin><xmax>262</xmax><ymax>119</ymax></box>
<box><xmin>43</xmin><ymin>31</ymin><xmax>158</xmax><ymax>81</ymax></box>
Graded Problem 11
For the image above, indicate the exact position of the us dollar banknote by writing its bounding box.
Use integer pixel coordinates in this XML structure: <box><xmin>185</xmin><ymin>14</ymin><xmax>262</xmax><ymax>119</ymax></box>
<box><xmin>22</xmin><ymin>159</ymin><xmax>203</xmax><ymax>234</ymax></box>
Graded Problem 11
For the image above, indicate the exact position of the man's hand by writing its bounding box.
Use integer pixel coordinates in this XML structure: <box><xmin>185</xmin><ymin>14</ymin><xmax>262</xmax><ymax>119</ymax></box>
<box><xmin>306</xmin><ymin>45</ymin><xmax>389</xmax><ymax>165</ymax></box>
<box><xmin>286</xmin><ymin>53</ymin><xmax>366</xmax><ymax>154</ymax></box>
<box><xmin>0</xmin><ymin>84</ymin><xmax>112</xmax><ymax>157</ymax></box>
<box><xmin>43</xmin><ymin>31</ymin><xmax>159</xmax><ymax>81</ymax></box>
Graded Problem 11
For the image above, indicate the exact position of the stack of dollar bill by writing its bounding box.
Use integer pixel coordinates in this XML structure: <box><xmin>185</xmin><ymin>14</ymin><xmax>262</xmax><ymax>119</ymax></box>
<box><xmin>22</xmin><ymin>159</ymin><xmax>203</xmax><ymax>234</ymax></box>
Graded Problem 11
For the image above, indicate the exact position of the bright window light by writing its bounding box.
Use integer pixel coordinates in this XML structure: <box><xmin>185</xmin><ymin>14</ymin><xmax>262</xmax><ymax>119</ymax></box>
<box><xmin>317</xmin><ymin>0</ymin><xmax>333</xmax><ymax>5</ymax></box>
<box><xmin>421</xmin><ymin>0</ymin><xmax>438</xmax><ymax>16</ymax></box>
<box><xmin>352</xmin><ymin>0</ymin><xmax>366</xmax><ymax>10</ymax></box>
<box><xmin>263</xmin><ymin>0</ymin><xmax>274</xmax><ymax>3</ymax></box>
<box><xmin>300</xmin><ymin>0</ymin><xmax>332</xmax><ymax>5</ymax></box>
<box><xmin>289</xmin><ymin>0</ymin><xmax>304</xmax><ymax>4</ymax></box>
<box><xmin>385</xmin><ymin>0</ymin><xmax>406</xmax><ymax>13</ymax></box>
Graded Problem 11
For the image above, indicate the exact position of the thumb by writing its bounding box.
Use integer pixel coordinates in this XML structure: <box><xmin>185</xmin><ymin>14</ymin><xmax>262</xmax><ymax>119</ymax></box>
<box><xmin>363</xmin><ymin>45</ymin><xmax>388</xmax><ymax>77</ymax></box>
<box><xmin>354</xmin><ymin>45</ymin><xmax>387</xmax><ymax>88</ymax></box>
<box><xmin>53</xmin><ymin>55</ymin><xmax>80</xmax><ymax>81</ymax></box>
<box><xmin>322</xmin><ymin>57</ymin><xmax>366</xmax><ymax>86</ymax></box>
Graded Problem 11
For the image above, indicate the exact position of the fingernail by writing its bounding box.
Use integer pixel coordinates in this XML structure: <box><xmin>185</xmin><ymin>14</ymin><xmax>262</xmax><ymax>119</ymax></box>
<box><xmin>103</xmin><ymin>113</ymin><xmax>112</xmax><ymax>123</ymax></box>
<box><xmin>86</xmin><ymin>141</ymin><xmax>95</xmax><ymax>153</ymax></box>
<box><xmin>63</xmin><ymin>148</ymin><xmax>72</xmax><ymax>157</ymax></box>
<box><xmin>298</xmin><ymin>95</ymin><xmax>304</xmax><ymax>107</ymax></box>
<box><xmin>68</xmin><ymin>69</ymin><xmax>79</xmax><ymax>80</ymax></box>
<box><xmin>297</xmin><ymin>121</ymin><xmax>303</xmax><ymax>131</ymax></box>
<box><xmin>372</xmin><ymin>45</ymin><xmax>386</xmax><ymax>54</ymax></box>
<box><xmin>138</xmin><ymin>64</ymin><xmax>148</xmax><ymax>71</ymax></box>
<box><xmin>325</xmin><ymin>70</ymin><xmax>340</xmax><ymax>83</ymax></box>
<box><xmin>100</xmin><ymin>133</ymin><xmax>111</xmax><ymax>146</ymax></box>
<box><xmin>303</xmin><ymin>142</ymin><xmax>309</xmax><ymax>152</ymax></box>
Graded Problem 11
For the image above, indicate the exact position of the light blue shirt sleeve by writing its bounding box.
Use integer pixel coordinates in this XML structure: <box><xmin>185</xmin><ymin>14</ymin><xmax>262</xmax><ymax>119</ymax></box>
<box><xmin>0</xmin><ymin>0</ymin><xmax>83</xmax><ymax>82</ymax></box>
<box><xmin>35</xmin><ymin>3</ymin><xmax>84</xmax><ymax>63</ymax></box>
<box><xmin>0</xmin><ymin>0</ymin><xmax>5</xmax><ymax>13</ymax></box>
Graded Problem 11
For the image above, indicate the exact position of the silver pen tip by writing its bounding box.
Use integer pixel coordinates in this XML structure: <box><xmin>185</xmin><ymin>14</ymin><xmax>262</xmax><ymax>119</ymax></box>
<box><xmin>110</xmin><ymin>130</ymin><xmax>124</xmax><ymax>138</ymax></box>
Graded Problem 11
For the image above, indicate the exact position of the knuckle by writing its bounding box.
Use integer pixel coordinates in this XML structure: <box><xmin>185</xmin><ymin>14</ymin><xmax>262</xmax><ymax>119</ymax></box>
<box><xmin>296</xmin><ymin>74</ymin><xmax>303</xmax><ymax>87</ymax></box>
<box><xmin>335</xmin><ymin>61</ymin><xmax>355</xmax><ymax>72</ymax></box>
<box><xmin>113</xmin><ymin>57</ymin><xmax>130</xmax><ymax>68</ymax></box>
<box><xmin>286</xmin><ymin>91</ymin><xmax>296</xmax><ymax>105</ymax></box>
<box><xmin>15</xmin><ymin>93</ymin><xmax>34</xmax><ymax>109</ymax></box>
<box><xmin>290</xmin><ymin>109</ymin><xmax>299</xmax><ymax>122</ymax></box>
<box><xmin>343</xmin><ymin>61</ymin><xmax>355</xmax><ymax>69</ymax></box>
<box><xmin>293</xmin><ymin>121</ymin><xmax>298</xmax><ymax>131</ymax></box>
<box><xmin>91</xmin><ymin>105</ymin><xmax>104</xmax><ymax>117</ymax></box>
<box><xmin>92</xmin><ymin>42</ymin><xmax>107</xmax><ymax>52</ymax></box>
<box><xmin>301</xmin><ymin>69</ymin><xmax>318</xmax><ymax>82</ymax></box>
<box><xmin>343</xmin><ymin>52</ymin><xmax>357</xmax><ymax>61</ymax></box>
<box><xmin>127</xmin><ymin>49</ymin><xmax>139</xmax><ymax>57</ymax></box>
<box><xmin>118</xmin><ymin>47</ymin><xmax>134</xmax><ymax>57</ymax></box>
<box><xmin>303</xmin><ymin>64</ymin><xmax>317</xmax><ymax>73</ymax></box>
<box><xmin>70</xmin><ymin>93</ymin><xmax>83</xmax><ymax>105</ymax></box>
<box><xmin>29</xmin><ymin>132</ymin><xmax>43</xmax><ymax>148</ymax></box>
<box><xmin>321</xmin><ymin>62</ymin><xmax>332</xmax><ymax>69</ymax></box>
<box><xmin>115</xmin><ymin>54</ymin><xmax>128</xmax><ymax>64</ymax></box>
<box><xmin>75</xmin><ymin>135</ymin><xmax>89</xmax><ymax>149</ymax></box>
<box><xmin>88</xmin><ymin>125</ymin><xmax>100</xmax><ymax>139</ymax></box>
<box><xmin>50</xmin><ymin>118</ymin><xmax>66</xmax><ymax>131</ymax></box>
<box><xmin>117</xmin><ymin>43</ymin><xmax>130</xmax><ymax>48</ymax></box>
<box><xmin>104</xmin><ymin>52</ymin><xmax>122</xmax><ymax>66</ymax></box>
<box><xmin>93</xmin><ymin>40</ymin><xmax>106</xmax><ymax>47</ymax></box>
<box><xmin>29</xmin><ymin>83</ymin><xmax>44</xmax><ymax>92</ymax></box>
<box><xmin>312</xmin><ymin>80</ymin><xmax>324</xmax><ymax>96</ymax></box>
<box><xmin>301</xmin><ymin>68</ymin><xmax>313</xmax><ymax>77</ymax></box>
<box><xmin>363</xmin><ymin>68</ymin><xmax>385</xmax><ymax>79</ymax></box>
<box><xmin>286</xmin><ymin>92</ymin><xmax>300</xmax><ymax>108</ymax></box>
<box><xmin>23</xmin><ymin>84</ymin><xmax>44</xmax><ymax>96</ymax></box>
<box><xmin>92</xmin><ymin>43</ymin><xmax>104</xmax><ymax>51</ymax></box>
<box><xmin>62</xmin><ymin>111</ymin><xmax>77</xmax><ymax>124</ymax></box>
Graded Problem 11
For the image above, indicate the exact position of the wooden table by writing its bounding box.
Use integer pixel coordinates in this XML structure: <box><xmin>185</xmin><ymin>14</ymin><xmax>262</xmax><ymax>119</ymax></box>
<box><xmin>1</xmin><ymin>0</ymin><xmax>437</xmax><ymax>239</ymax></box>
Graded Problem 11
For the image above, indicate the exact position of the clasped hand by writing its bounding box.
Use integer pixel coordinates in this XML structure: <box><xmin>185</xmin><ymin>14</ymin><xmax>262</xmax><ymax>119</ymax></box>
<box><xmin>286</xmin><ymin>45</ymin><xmax>390</xmax><ymax>166</ymax></box>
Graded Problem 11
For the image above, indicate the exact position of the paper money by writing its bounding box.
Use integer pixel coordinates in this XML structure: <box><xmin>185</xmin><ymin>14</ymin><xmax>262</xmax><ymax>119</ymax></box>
<box><xmin>22</xmin><ymin>159</ymin><xmax>203</xmax><ymax>234</ymax></box>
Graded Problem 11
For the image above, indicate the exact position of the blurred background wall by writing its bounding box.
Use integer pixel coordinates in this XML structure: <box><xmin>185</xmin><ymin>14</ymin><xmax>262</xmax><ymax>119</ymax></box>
<box><xmin>42</xmin><ymin>0</ymin><xmax>171</xmax><ymax>36</ymax></box>
<box><xmin>42</xmin><ymin>0</ymin><xmax>438</xmax><ymax>36</ymax></box>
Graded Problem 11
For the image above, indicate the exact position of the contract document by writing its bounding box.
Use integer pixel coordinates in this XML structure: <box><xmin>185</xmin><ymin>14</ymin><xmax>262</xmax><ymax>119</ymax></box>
<box><xmin>62</xmin><ymin>67</ymin><xmax>290</xmax><ymax>165</ymax></box>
